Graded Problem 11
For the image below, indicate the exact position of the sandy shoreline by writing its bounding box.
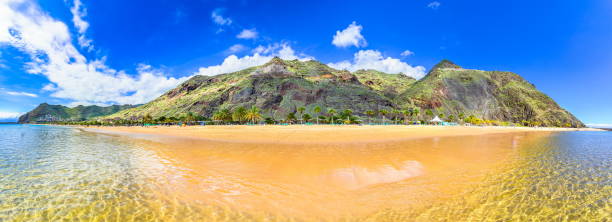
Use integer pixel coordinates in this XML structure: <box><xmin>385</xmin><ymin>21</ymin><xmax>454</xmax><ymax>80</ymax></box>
<box><xmin>78</xmin><ymin>125</ymin><xmax>604</xmax><ymax>144</ymax></box>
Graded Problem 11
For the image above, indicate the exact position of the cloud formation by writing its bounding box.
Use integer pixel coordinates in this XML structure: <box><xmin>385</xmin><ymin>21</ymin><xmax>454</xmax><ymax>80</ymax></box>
<box><xmin>211</xmin><ymin>9</ymin><xmax>232</xmax><ymax>26</ymax></box>
<box><xmin>227</xmin><ymin>44</ymin><xmax>247</xmax><ymax>53</ymax></box>
<box><xmin>195</xmin><ymin>43</ymin><xmax>313</xmax><ymax>76</ymax></box>
<box><xmin>236</xmin><ymin>28</ymin><xmax>258</xmax><ymax>39</ymax></box>
<box><xmin>69</xmin><ymin>0</ymin><xmax>92</xmax><ymax>51</ymax></box>
<box><xmin>0</xmin><ymin>0</ymin><xmax>186</xmax><ymax>105</ymax></box>
<box><xmin>427</xmin><ymin>1</ymin><xmax>441</xmax><ymax>9</ymax></box>
<box><xmin>332</xmin><ymin>21</ymin><xmax>367</xmax><ymax>48</ymax></box>
<box><xmin>400</xmin><ymin>50</ymin><xmax>414</xmax><ymax>56</ymax></box>
<box><xmin>6</xmin><ymin>91</ymin><xmax>37</xmax><ymax>97</ymax></box>
<box><xmin>328</xmin><ymin>50</ymin><xmax>426</xmax><ymax>79</ymax></box>
<box><xmin>0</xmin><ymin>111</ymin><xmax>22</xmax><ymax>120</ymax></box>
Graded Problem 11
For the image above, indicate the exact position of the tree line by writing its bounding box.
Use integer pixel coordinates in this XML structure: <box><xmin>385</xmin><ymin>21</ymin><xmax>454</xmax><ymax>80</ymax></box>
<box><xmin>41</xmin><ymin>105</ymin><xmax>564</xmax><ymax>127</ymax></box>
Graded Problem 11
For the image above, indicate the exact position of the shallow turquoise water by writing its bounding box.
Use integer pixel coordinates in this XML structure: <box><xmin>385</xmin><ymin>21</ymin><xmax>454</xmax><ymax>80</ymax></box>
<box><xmin>0</xmin><ymin>124</ymin><xmax>610</xmax><ymax>221</ymax></box>
<box><xmin>0</xmin><ymin>125</ymin><xmax>182</xmax><ymax>221</ymax></box>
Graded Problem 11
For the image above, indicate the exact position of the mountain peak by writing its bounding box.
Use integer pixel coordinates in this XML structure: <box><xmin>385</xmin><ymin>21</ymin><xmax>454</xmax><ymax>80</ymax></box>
<box><xmin>253</xmin><ymin>57</ymin><xmax>293</xmax><ymax>77</ymax></box>
<box><xmin>267</xmin><ymin>56</ymin><xmax>286</xmax><ymax>66</ymax></box>
<box><xmin>432</xmin><ymin>59</ymin><xmax>461</xmax><ymax>70</ymax></box>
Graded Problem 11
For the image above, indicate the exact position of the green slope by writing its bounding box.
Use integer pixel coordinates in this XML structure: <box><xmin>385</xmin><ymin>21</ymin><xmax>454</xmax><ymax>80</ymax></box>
<box><xmin>395</xmin><ymin>60</ymin><xmax>584</xmax><ymax>127</ymax></box>
<box><xmin>102</xmin><ymin>58</ymin><xmax>583</xmax><ymax>127</ymax></box>
<box><xmin>18</xmin><ymin>103</ymin><xmax>137</xmax><ymax>123</ymax></box>
<box><xmin>107</xmin><ymin>58</ymin><xmax>395</xmax><ymax>120</ymax></box>
<box><xmin>353</xmin><ymin>69</ymin><xmax>416</xmax><ymax>100</ymax></box>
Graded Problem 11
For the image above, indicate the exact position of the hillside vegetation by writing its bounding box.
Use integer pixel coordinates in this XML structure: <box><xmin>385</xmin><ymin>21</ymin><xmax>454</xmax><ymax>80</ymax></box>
<box><xmin>24</xmin><ymin>58</ymin><xmax>584</xmax><ymax>127</ymax></box>
<box><xmin>18</xmin><ymin>103</ymin><xmax>137</xmax><ymax>123</ymax></box>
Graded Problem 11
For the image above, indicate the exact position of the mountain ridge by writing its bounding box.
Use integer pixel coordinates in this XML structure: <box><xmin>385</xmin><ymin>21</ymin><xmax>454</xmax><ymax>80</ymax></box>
<box><xmin>18</xmin><ymin>103</ymin><xmax>138</xmax><ymax>123</ymax></box>
<box><xmin>105</xmin><ymin>58</ymin><xmax>584</xmax><ymax>127</ymax></box>
<box><xmin>21</xmin><ymin>58</ymin><xmax>584</xmax><ymax>127</ymax></box>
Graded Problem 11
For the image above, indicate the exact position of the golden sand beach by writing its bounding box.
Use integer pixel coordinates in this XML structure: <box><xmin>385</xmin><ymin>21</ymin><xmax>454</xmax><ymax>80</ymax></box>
<box><xmin>80</xmin><ymin>125</ymin><xmax>601</xmax><ymax>144</ymax></box>
<box><xmin>68</xmin><ymin>125</ymin><xmax>608</xmax><ymax>221</ymax></box>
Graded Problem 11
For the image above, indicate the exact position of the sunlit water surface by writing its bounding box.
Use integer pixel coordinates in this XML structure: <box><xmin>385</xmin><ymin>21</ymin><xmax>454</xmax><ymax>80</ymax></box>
<box><xmin>0</xmin><ymin>125</ymin><xmax>610</xmax><ymax>221</ymax></box>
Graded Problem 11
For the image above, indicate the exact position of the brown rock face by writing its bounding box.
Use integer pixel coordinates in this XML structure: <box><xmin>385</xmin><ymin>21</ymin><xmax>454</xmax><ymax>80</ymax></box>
<box><xmin>102</xmin><ymin>58</ymin><xmax>584</xmax><ymax>127</ymax></box>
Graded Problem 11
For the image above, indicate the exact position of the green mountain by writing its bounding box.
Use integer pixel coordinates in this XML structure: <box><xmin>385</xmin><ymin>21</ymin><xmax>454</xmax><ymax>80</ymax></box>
<box><xmin>18</xmin><ymin>103</ymin><xmax>137</xmax><ymax>123</ymax></box>
<box><xmin>395</xmin><ymin>60</ymin><xmax>584</xmax><ymax>127</ymax></box>
<box><xmin>107</xmin><ymin>58</ymin><xmax>400</xmax><ymax>120</ymax></box>
<box><xmin>101</xmin><ymin>58</ymin><xmax>583</xmax><ymax>127</ymax></box>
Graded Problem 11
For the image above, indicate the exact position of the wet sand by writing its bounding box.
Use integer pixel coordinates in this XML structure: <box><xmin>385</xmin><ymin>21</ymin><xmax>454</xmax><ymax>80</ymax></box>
<box><xmin>79</xmin><ymin>125</ymin><xmax>601</xmax><ymax>144</ymax></box>
<box><xmin>70</xmin><ymin>125</ymin><xmax>608</xmax><ymax>220</ymax></box>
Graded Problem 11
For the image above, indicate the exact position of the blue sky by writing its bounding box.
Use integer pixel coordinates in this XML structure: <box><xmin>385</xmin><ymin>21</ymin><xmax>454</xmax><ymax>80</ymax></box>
<box><xmin>0</xmin><ymin>0</ymin><xmax>611</xmax><ymax>126</ymax></box>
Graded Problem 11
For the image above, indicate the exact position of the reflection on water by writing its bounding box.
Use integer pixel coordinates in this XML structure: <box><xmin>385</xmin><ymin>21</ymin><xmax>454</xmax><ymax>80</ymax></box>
<box><xmin>0</xmin><ymin>125</ymin><xmax>610</xmax><ymax>221</ymax></box>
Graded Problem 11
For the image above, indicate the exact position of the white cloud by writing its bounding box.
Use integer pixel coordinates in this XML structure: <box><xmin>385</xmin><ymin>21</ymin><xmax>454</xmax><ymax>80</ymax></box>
<box><xmin>211</xmin><ymin>9</ymin><xmax>232</xmax><ymax>26</ymax></box>
<box><xmin>332</xmin><ymin>21</ymin><xmax>367</xmax><ymax>48</ymax></box>
<box><xmin>0</xmin><ymin>0</ymin><xmax>187</xmax><ymax>105</ymax></box>
<box><xmin>400</xmin><ymin>50</ymin><xmax>414</xmax><ymax>56</ymax></box>
<box><xmin>252</xmin><ymin>42</ymin><xmax>314</xmax><ymax>61</ymax></box>
<box><xmin>6</xmin><ymin>91</ymin><xmax>37</xmax><ymax>97</ymax></box>
<box><xmin>70</xmin><ymin>0</ymin><xmax>88</xmax><ymax>33</ymax></box>
<box><xmin>195</xmin><ymin>43</ymin><xmax>313</xmax><ymax>76</ymax></box>
<box><xmin>427</xmin><ymin>1</ymin><xmax>441</xmax><ymax>9</ymax></box>
<box><xmin>586</xmin><ymin>123</ymin><xmax>612</xmax><ymax>128</ymax></box>
<box><xmin>69</xmin><ymin>0</ymin><xmax>92</xmax><ymax>51</ymax></box>
<box><xmin>328</xmin><ymin>50</ymin><xmax>426</xmax><ymax>79</ymax></box>
<box><xmin>236</xmin><ymin>28</ymin><xmax>258</xmax><ymax>39</ymax></box>
<box><xmin>66</xmin><ymin>101</ymin><xmax>111</xmax><ymax>107</ymax></box>
<box><xmin>0</xmin><ymin>111</ymin><xmax>22</xmax><ymax>120</ymax></box>
<box><xmin>227</xmin><ymin>44</ymin><xmax>247</xmax><ymax>53</ymax></box>
<box><xmin>42</xmin><ymin>83</ymin><xmax>56</xmax><ymax>91</ymax></box>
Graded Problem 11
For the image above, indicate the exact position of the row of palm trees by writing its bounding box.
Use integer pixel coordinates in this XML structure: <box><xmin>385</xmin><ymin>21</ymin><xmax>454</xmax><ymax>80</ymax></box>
<box><xmin>57</xmin><ymin>105</ymin><xmax>523</xmax><ymax>127</ymax></box>
<box><xmin>211</xmin><ymin>106</ymin><xmax>263</xmax><ymax>124</ymax></box>
<box><xmin>72</xmin><ymin>105</ymin><xmax>469</xmax><ymax>126</ymax></box>
<box><xmin>211</xmin><ymin>105</ymin><xmax>364</xmax><ymax>124</ymax></box>
<box><xmin>209</xmin><ymin>105</ymin><xmax>459</xmax><ymax>125</ymax></box>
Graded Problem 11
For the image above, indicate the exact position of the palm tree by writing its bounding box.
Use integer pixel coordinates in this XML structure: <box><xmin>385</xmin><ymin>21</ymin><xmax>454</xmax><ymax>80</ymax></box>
<box><xmin>302</xmin><ymin>113</ymin><xmax>312</xmax><ymax>123</ymax></box>
<box><xmin>143</xmin><ymin>114</ymin><xmax>153</xmax><ymax>124</ymax></box>
<box><xmin>425</xmin><ymin>109</ymin><xmax>434</xmax><ymax>119</ymax></box>
<box><xmin>402</xmin><ymin>110</ymin><xmax>411</xmax><ymax>124</ymax></box>
<box><xmin>342</xmin><ymin>109</ymin><xmax>353</xmax><ymax>124</ymax></box>
<box><xmin>297</xmin><ymin>106</ymin><xmax>306</xmax><ymax>124</ymax></box>
<box><xmin>185</xmin><ymin>112</ymin><xmax>196</xmax><ymax>124</ymax></box>
<box><xmin>458</xmin><ymin>113</ymin><xmax>465</xmax><ymax>123</ymax></box>
<box><xmin>318</xmin><ymin>115</ymin><xmax>326</xmax><ymax>124</ymax></box>
<box><xmin>379</xmin><ymin>109</ymin><xmax>388</xmax><ymax>124</ymax></box>
<box><xmin>365</xmin><ymin>110</ymin><xmax>375</xmax><ymax>124</ymax></box>
<box><xmin>212</xmin><ymin>108</ymin><xmax>232</xmax><ymax>124</ymax></box>
<box><xmin>412</xmin><ymin>108</ymin><xmax>420</xmax><ymax>121</ymax></box>
<box><xmin>232</xmin><ymin>106</ymin><xmax>248</xmax><ymax>124</ymax></box>
<box><xmin>245</xmin><ymin>106</ymin><xmax>262</xmax><ymax>124</ymax></box>
<box><xmin>392</xmin><ymin>109</ymin><xmax>401</xmax><ymax>124</ymax></box>
<box><xmin>313</xmin><ymin>106</ymin><xmax>322</xmax><ymax>124</ymax></box>
<box><xmin>448</xmin><ymin>115</ymin><xmax>455</xmax><ymax>123</ymax></box>
<box><xmin>328</xmin><ymin>108</ymin><xmax>337</xmax><ymax>124</ymax></box>
<box><xmin>286</xmin><ymin>112</ymin><xmax>297</xmax><ymax>124</ymax></box>
<box><xmin>264</xmin><ymin>117</ymin><xmax>275</xmax><ymax>124</ymax></box>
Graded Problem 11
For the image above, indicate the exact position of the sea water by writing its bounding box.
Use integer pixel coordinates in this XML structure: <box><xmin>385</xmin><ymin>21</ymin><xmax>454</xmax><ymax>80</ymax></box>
<box><xmin>0</xmin><ymin>124</ymin><xmax>610</xmax><ymax>221</ymax></box>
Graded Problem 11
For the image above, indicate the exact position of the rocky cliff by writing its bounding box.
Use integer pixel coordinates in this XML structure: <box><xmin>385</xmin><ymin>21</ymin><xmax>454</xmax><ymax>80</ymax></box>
<box><xmin>98</xmin><ymin>58</ymin><xmax>584</xmax><ymax>127</ymax></box>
